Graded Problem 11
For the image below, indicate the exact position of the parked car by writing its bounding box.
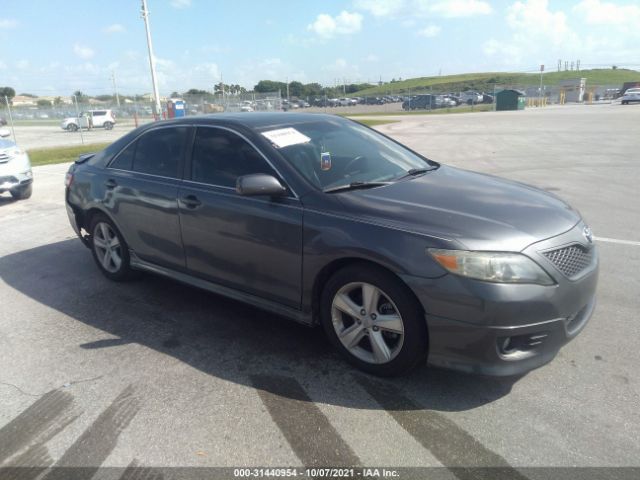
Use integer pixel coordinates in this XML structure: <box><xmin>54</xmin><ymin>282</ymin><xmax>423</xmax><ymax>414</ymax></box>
<box><xmin>460</xmin><ymin>91</ymin><xmax>483</xmax><ymax>105</ymax></box>
<box><xmin>61</xmin><ymin>109</ymin><xmax>116</xmax><ymax>131</ymax></box>
<box><xmin>481</xmin><ymin>94</ymin><xmax>494</xmax><ymax>104</ymax></box>
<box><xmin>402</xmin><ymin>95</ymin><xmax>437</xmax><ymax>110</ymax></box>
<box><xmin>0</xmin><ymin>117</ymin><xmax>6</xmax><ymax>126</ymax></box>
<box><xmin>0</xmin><ymin>128</ymin><xmax>33</xmax><ymax>200</ymax></box>
<box><xmin>65</xmin><ymin>113</ymin><xmax>598</xmax><ymax>377</ymax></box>
<box><xmin>620</xmin><ymin>88</ymin><xmax>640</xmax><ymax>105</ymax></box>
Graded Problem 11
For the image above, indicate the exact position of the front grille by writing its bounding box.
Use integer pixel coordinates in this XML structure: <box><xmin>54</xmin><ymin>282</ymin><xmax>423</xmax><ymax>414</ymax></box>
<box><xmin>543</xmin><ymin>244</ymin><xmax>593</xmax><ymax>278</ymax></box>
<box><xmin>0</xmin><ymin>153</ymin><xmax>9</xmax><ymax>163</ymax></box>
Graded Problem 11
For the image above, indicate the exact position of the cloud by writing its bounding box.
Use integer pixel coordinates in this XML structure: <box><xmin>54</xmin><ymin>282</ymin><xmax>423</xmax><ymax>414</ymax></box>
<box><xmin>429</xmin><ymin>0</ymin><xmax>492</xmax><ymax>17</ymax></box>
<box><xmin>307</xmin><ymin>11</ymin><xmax>363</xmax><ymax>38</ymax></box>
<box><xmin>355</xmin><ymin>0</ymin><xmax>491</xmax><ymax>18</ymax></box>
<box><xmin>16</xmin><ymin>60</ymin><xmax>29</xmax><ymax>69</ymax></box>
<box><xmin>103</xmin><ymin>23</ymin><xmax>125</xmax><ymax>34</ymax></box>
<box><xmin>170</xmin><ymin>0</ymin><xmax>191</xmax><ymax>8</ymax></box>
<box><xmin>365</xmin><ymin>53</ymin><xmax>379</xmax><ymax>62</ymax></box>
<box><xmin>483</xmin><ymin>0</ymin><xmax>581</xmax><ymax>67</ymax></box>
<box><xmin>73</xmin><ymin>44</ymin><xmax>95</xmax><ymax>60</ymax></box>
<box><xmin>354</xmin><ymin>0</ymin><xmax>404</xmax><ymax>17</ymax></box>
<box><xmin>573</xmin><ymin>0</ymin><xmax>640</xmax><ymax>32</ymax></box>
<box><xmin>0</xmin><ymin>18</ymin><xmax>19</xmax><ymax>29</ymax></box>
<box><xmin>417</xmin><ymin>25</ymin><xmax>441</xmax><ymax>37</ymax></box>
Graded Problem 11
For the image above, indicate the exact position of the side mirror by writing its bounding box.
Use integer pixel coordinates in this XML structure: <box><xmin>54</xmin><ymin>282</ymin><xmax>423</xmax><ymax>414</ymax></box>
<box><xmin>236</xmin><ymin>174</ymin><xmax>286</xmax><ymax>197</ymax></box>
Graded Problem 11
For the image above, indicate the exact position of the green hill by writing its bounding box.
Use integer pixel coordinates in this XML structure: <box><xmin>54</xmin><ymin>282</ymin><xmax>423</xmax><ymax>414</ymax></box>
<box><xmin>353</xmin><ymin>68</ymin><xmax>640</xmax><ymax>95</ymax></box>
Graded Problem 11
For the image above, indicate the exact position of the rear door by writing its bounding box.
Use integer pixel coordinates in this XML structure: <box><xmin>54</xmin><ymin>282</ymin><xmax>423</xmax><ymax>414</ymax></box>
<box><xmin>104</xmin><ymin>125</ymin><xmax>190</xmax><ymax>270</ymax></box>
<box><xmin>178</xmin><ymin>126</ymin><xmax>303</xmax><ymax>308</ymax></box>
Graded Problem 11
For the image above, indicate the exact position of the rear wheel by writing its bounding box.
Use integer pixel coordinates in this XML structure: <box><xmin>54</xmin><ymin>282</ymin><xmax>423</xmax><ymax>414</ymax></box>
<box><xmin>321</xmin><ymin>264</ymin><xmax>428</xmax><ymax>376</ymax></box>
<box><xmin>67</xmin><ymin>123</ymin><xmax>78</xmax><ymax>132</ymax></box>
<box><xmin>89</xmin><ymin>214</ymin><xmax>136</xmax><ymax>281</ymax></box>
<box><xmin>10</xmin><ymin>183</ymin><xmax>32</xmax><ymax>200</ymax></box>
<box><xmin>104</xmin><ymin>121</ymin><xmax>114</xmax><ymax>130</ymax></box>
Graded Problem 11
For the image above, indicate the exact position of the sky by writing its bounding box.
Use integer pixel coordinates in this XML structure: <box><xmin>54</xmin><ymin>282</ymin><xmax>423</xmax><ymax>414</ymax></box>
<box><xmin>0</xmin><ymin>0</ymin><xmax>638</xmax><ymax>96</ymax></box>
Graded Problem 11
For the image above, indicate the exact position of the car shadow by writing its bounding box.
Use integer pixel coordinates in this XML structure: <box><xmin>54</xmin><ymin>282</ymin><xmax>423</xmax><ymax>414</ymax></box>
<box><xmin>0</xmin><ymin>239</ymin><xmax>522</xmax><ymax>412</ymax></box>
<box><xmin>0</xmin><ymin>194</ymin><xmax>17</xmax><ymax>206</ymax></box>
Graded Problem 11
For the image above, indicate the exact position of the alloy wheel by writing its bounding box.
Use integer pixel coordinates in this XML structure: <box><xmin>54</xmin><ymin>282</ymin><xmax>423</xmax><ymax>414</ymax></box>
<box><xmin>331</xmin><ymin>282</ymin><xmax>405</xmax><ymax>364</ymax></box>
<box><xmin>93</xmin><ymin>222</ymin><xmax>122</xmax><ymax>273</ymax></box>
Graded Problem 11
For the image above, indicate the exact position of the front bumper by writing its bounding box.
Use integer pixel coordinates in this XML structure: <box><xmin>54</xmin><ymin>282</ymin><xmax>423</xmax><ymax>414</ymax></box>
<box><xmin>0</xmin><ymin>171</ymin><xmax>32</xmax><ymax>193</ymax></box>
<box><xmin>403</xmin><ymin>223</ymin><xmax>599</xmax><ymax>376</ymax></box>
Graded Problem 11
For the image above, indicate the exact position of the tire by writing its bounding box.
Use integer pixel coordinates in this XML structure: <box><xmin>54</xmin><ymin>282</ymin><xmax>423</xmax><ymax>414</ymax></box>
<box><xmin>320</xmin><ymin>264</ymin><xmax>428</xmax><ymax>377</ymax></box>
<box><xmin>89</xmin><ymin>213</ymin><xmax>136</xmax><ymax>281</ymax></box>
<box><xmin>104</xmin><ymin>122</ymin><xmax>114</xmax><ymax>130</ymax></box>
<box><xmin>10</xmin><ymin>183</ymin><xmax>32</xmax><ymax>200</ymax></box>
<box><xmin>622</xmin><ymin>101</ymin><xmax>628</xmax><ymax>105</ymax></box>
<box><xmin>67</xmin><ymin>123</ymin><xmax>78</xmax><ymax>132</ymax></box>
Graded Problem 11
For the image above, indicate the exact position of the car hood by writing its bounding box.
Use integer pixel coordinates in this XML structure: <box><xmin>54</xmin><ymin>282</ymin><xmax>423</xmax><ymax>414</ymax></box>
<box><xmin>336</xmin><ymin>165</ymin><xmax>581</xmax><ymax>251</ymax></box>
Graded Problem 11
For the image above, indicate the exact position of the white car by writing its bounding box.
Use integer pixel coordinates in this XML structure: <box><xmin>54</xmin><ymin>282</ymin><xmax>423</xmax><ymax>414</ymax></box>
<box><xmin>620</xmin><ymin>88</ymin><xmax>640</xmax><ymax>105</ymax></box>
<box><xmin>61</xmin><ymin>109</ymin><xmax>116</xmax><ymax>131</ymax></box>
<box><xmin>459</xmin><ymin>91</ymin><xmax>483</xmax><ymax>105</ymax></box>
<box><xmin>0</xmin><ymin>129</ymin><xmax>33</xmax><ymax>200</ymax></box>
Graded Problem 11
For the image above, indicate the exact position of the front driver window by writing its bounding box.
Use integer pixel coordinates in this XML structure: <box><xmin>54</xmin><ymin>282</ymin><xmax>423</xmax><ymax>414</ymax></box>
<box><xmin>191</xmin><ymin>127</ymin><xmax>276</xmax><ymax>188</ymax></box>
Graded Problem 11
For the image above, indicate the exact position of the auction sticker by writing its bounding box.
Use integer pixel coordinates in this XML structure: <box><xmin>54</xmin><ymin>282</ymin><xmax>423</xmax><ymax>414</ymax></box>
<box><xmin>261</xmin><ymin>128</ymin><xmax>311</xmax><ymax>148</ymax></box>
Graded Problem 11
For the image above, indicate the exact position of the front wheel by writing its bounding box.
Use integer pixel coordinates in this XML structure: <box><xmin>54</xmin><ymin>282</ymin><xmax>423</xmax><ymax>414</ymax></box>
<box><xmin>89</xmin><ymin>214</ymin><xmax>136</xmax><ymax>281</ymax></box>
<box><xmin>321</xmin><ymin>264</ymin><xmax>428</xmax><ymax>376</ymax></box>
<box><xmin>67</xmin><ymin>123</ymin><xmax>78</xmax><ymax>132</ymax></box>
<box><xmin>104</xmin><ymin>122</ymin><xmax>114</xmax><ymax>130</ymax></box>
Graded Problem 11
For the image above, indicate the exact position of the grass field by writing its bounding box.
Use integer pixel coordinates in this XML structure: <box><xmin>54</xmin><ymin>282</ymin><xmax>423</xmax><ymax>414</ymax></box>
<box><xmin>354</xmin><ymin>68</ymin><xmax>640</xmax><ymax>96</ymax></box>
<box><xmin>28</xmin><ymin>143</ymin><xmax>110</xmax><ymax>166</ymax></box>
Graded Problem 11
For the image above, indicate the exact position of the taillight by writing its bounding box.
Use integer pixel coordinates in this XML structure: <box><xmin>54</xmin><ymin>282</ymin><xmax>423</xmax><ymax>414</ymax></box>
<box><xmin>65</xmin><ymin>172</ymin><xmax>74</xmax><ymax>188</ymax></box>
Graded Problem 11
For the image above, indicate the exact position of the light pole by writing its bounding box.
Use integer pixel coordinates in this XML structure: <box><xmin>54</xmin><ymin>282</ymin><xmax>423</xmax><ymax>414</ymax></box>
<box><xmin>141</xmin><ymin>0</ymin><xmax>162</xmax><ymax>120</ymax></box>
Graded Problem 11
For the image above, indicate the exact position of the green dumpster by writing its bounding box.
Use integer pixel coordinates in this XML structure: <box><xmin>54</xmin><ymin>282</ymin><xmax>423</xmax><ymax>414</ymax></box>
<box><xmin>496</xmin><ymin>89</ymin><xmax>526</xmax><ymax>111</ymax></box>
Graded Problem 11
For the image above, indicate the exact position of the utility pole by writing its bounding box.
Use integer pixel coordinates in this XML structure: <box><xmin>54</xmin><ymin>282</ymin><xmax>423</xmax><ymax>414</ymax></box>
<box><xmin>111</xmin><ymin>70</ymin><xmax>121</xmax><ymax>107</ymax></box>
<box><xmin>539</xmin><ymin>64</ymin><xmax>544</xmax><ymax>107</ymax></box>
<box><xmin>141</xmin><ymin>0</ymin><xmax>162</xmax><ymax>120</ymax></box>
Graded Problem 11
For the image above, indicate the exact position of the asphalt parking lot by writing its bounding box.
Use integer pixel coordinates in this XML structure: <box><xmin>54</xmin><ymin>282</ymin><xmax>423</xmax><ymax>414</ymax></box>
<box><xmin>0</xmin><ymin>104</ymin><xmax>638</xmax><ymax>478</ymax></box>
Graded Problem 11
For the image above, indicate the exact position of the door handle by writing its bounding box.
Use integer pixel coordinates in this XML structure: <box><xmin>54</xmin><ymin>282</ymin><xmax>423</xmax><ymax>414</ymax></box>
<box><xmin>104</xmin><ymin>179</ymin><xmax>117</xmax><ymax>189</ymax></box>
<box><xmin>181</xmin><ymin>194</ymin><xmax>202</xmax><ymax>209</ymax></box>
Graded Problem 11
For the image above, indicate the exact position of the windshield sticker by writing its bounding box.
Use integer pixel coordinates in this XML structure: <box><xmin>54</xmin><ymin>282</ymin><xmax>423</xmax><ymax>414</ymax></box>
<box><xmin>320</xmin><ymin>152</ymin><xmax>332</xmax><ymax>171</ymax></box>
<box><xmin>261</xmin><ymin>128</ymin><xmax>311</xmax><ymax>148</ymax></box>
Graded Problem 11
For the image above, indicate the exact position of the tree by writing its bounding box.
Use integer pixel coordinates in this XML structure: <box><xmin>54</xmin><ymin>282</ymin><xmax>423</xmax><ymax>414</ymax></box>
<box><xmin>36</xmin><ymin>99</ymin><xmax>52</xmax><ymax>108</ymax></box>
<box><xmin>53</xmin><ymin>97</ymin><xmax>63</xmax><ymax>106</ymax></box>
<box><xmin>73</xmin><ymin>90</ymin><xmax>89</xmax><ymax>103</ymax></box>
<box><xmin>170</xmin><ymin>91</ymin><xmax>180</xmax><ymax>98</ymax></box>
<box><xmin>0</xmin><ymin>87</ymin><xmax>16</xmax><ymax>100</ymax></box>
<box><xmin>254</xmin><ymin>80</ymin><xmax>286</xmax><ymax>93</ymax></box>
<box><xmin>185</xmin><ymin>88</ymin><xmax>208</xmax><ymax>95</ymax></box>
<box><xmin>288</xmin><ymin>81</ymin><xmax>304</xmax><ymax>98</ymax></box>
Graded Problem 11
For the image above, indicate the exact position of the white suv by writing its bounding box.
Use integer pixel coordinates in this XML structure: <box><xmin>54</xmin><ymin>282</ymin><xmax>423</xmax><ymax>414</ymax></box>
<box><xmin>61</xmin><ymin>109</ymin><xmax>116</xmax><ymax>131</ymax></box>
<box><xmin>0</xmin><ymin>129</ymin><xmax>33</xmax><ymax>200</ymax></box>
<box><xmin>620</xmin><ymin>88</ymin><xmax>640</xmax><ymax>105</ymax></box>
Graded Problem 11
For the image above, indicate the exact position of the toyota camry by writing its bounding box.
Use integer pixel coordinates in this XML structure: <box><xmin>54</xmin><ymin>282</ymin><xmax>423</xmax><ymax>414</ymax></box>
<box><xmin>65</xmin><ymin>113</ymin><xmax>598</xmax><ymax>376</ymax></box>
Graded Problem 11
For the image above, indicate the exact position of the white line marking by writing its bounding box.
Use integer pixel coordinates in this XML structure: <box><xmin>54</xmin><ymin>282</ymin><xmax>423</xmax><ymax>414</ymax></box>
<box><xmin>594</xmin><ymin>236</ymin><xmax>640</xmax><ymax>246</ymax></box>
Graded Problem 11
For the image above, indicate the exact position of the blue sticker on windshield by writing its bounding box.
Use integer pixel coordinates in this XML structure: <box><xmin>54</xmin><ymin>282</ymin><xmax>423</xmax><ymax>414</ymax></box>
<box><xmin>321</xmin><ymin>152</ymin><xmax>332</xmax><ymax>171</ymax></box>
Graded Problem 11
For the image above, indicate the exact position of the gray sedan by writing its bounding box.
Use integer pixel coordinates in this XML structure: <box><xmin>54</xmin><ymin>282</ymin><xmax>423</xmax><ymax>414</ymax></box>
<box><xmin>65</xmin><ymin>113</ymin><xmax>598</xmax><ymax>376</ymax></box>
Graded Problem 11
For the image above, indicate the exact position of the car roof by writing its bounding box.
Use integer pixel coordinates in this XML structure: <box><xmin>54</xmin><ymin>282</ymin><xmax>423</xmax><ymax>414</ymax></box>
<box><xmin>142</xmin><ymin>112</ymin><xmax>346</xmax><ymax>130</ymax></box>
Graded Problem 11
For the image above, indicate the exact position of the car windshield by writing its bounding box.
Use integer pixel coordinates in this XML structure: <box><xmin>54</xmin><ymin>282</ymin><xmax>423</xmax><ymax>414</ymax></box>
<box><xmin>262</xmin><ymin>119</ymin><xmax>435</xmax><ymax>191</ymax></box>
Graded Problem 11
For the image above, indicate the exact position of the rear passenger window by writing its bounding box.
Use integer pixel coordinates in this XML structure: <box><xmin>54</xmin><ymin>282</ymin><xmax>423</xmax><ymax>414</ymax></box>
<box><xmin>133</xmin><ymin>127</ymin><xmax>188</xmax><ymax>178</ymax></box>
<box><xmin>110</xmin><ymin>141</ymin><xmax>135</xmax><ymax>170</ymax></box>
<box><xmin>191</xmin><ymin>127</ymin><xmax>275</xmax><ymax>187</ymax></box>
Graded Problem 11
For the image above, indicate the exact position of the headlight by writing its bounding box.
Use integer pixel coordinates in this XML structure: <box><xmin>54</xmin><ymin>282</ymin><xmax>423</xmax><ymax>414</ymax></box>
<box><xmin>428</xmin><ymin>249</ymin><xmax>554</xmax><ymax>285</ymax></box>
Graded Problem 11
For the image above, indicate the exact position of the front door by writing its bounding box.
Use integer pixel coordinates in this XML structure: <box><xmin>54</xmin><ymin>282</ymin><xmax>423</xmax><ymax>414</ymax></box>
<box><xmin>178</xmin><ymin>126</ymin><xmax>303</xmax><ymax>308</ymax></box>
